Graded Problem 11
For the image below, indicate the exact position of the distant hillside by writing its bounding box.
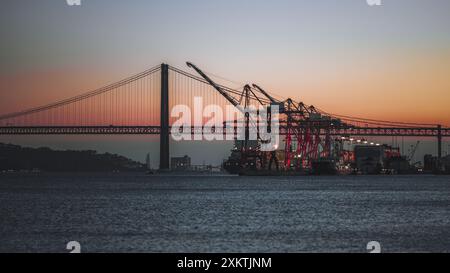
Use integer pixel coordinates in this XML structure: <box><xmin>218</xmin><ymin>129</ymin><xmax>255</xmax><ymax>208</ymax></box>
<box><xmin>0</xmin><ymin>143</ymin><xmax>145</xmax><ymax>172</ymax></box>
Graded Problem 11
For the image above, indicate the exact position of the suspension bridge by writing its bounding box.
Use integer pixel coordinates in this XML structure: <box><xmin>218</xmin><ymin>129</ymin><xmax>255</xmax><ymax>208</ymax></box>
<box><xmin>0</xmin><ymin>63</ymin><xmax>449</xmax><ymax>171</ymax></box>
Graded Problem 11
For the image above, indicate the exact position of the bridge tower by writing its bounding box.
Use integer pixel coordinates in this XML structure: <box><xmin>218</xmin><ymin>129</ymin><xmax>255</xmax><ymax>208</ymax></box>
<box><xmin>160</xmin><ymin>63</ymin><xmax>170</xmax><ymax>170</ymax></box>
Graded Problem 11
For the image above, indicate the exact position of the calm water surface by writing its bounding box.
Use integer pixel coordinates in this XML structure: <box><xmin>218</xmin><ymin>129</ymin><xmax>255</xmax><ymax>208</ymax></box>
<box><xmin>0</xmin><ymin>174</ymin><xmax>449</xmax><ymax>253</ymax></box>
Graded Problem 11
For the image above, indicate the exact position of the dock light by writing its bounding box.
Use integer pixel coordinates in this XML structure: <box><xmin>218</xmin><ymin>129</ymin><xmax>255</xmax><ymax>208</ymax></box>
<box><xmin>357</xmin><ymin>140</ymin><xmax>361</xmax><ymax>143</ymax></box>
<box><xmin>350</xmin><ymin>138</ymin><xmax>354</xmax><ymax>141</ymax></box>
<box><xmin>364</xmin><ymin>141</ymin><xmax>368</xmax><ymax>144</ymax></box>
<box><xmin>376</xmin><ymin>143</ymin><xmax>381</xmax><ymax>146</ymax></box>
<box><xmin>370</xmin><ymin>142</ymin><xmax>374</xmax><ymax>145</ymax></box>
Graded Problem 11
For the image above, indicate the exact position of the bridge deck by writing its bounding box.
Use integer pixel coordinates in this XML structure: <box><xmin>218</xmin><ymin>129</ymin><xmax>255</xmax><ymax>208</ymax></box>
<box><xmin>0</xmin><ymin>126</ymin><xmax>448</xmax><ymax>137</ymax></box>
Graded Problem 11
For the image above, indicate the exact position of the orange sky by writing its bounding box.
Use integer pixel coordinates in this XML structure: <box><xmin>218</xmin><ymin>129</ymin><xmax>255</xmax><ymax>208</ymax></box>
<box><xmin>1</xmin><ymin>1</ymin><xmax>450</xmax><ymax>127</ymax></box>
<box><xmin>1</xmin><ymin>51</ymin><xmax>449</xmax><ymax>127</ymax></box>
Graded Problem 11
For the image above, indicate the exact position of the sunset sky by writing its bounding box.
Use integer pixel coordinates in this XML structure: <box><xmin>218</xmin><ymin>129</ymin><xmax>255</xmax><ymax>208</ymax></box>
<box><xmin>1</xmin><ymin>0</ymin><xmax>449</xmax><ymax>125</ymax></box>
<box><xmin>0</xmin><ymin>0</ymin><xmax>449</xmax><ymax>164</ymax></box>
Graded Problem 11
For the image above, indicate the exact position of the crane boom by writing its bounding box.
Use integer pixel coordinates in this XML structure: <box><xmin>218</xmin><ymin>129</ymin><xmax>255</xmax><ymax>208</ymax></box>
<box><xmin>186</xmin><ymin>62</ymin><xmax>275</xmax><ymax>147</ymax></box>
<box><xmin>186</xmin><ymin>62</ymin><xmax>260</xmax><ymax>133</ymax></box>
<box><xmin>186</xmin><ymin>62</ymin><xmax>240</xmax><ymax>107</ymax></box>
<box><xmin>251</xmin><ymin>84</ymin><xmax>288</xmax><ymax>114</ymax></box>
<box><xmin>409</xmin><ymin>141</ymin><xmax>420</xmax><ymax>161</ymax></box>
<box><xmin>252</xmin><ymin>84</ymin><xmax>279</xmax><ymax>103</ymax></box>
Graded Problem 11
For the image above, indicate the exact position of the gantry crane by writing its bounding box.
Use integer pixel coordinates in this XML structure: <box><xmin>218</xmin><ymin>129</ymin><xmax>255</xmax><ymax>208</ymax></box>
<box><xmin>187</xmin><ymin>62</ymin><xmax>269</xmax><ymax>170</ymax></box>
<box><xmin>187</xmin><ymin>62</ymin><xmax>343</xmax><ymax>173</ymax></box>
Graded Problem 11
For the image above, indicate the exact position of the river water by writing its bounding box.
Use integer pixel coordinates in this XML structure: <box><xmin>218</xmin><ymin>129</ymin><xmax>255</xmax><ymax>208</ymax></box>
<box><xmin>0</xmin><ymin>174</ymin><xmax>449</xmax><ymax>253</ymax></box>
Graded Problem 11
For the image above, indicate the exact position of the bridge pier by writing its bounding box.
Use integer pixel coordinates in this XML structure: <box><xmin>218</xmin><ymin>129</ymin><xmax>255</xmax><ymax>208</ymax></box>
<box><xmin>160</xmin><ymin>63</ymin><xmax>170</xmax><ymax>170</ymax></box>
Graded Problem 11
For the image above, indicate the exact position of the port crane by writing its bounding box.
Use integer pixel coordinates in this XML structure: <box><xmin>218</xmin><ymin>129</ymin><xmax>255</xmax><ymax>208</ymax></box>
<box><xmin>187</xmin><ymin>62</ymin><xmax>272</xmax><ymax>170</ymax></box>
<box><xmin>250</xmin><ymin>84</ymin><xmax>341</xmax><ymax>170</ymax></box>
<box><xmin>187</xmin><ymin>62</ymin><xmax>345</xmax><ymax>173</ymax></box>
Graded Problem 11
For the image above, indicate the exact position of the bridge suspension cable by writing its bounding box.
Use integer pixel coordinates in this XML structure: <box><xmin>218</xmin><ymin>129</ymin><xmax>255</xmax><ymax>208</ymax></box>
<box><xmin>0</xmin><ymin>62</ymin><xmax>447</xmax><ymax>130</ymax></box>
<box><xmin>0</xmin><ymin>65</ymin><xmax>161</xmax><ymax>122</ymax></box>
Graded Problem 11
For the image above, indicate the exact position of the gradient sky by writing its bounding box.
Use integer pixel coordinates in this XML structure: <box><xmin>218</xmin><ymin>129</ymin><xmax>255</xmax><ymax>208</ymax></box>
<box><xmin>1</xmin><ymin>0</ymin><xmax>450</xmax><ymax>123</ymax></box>
<box><xmin>0</xmin><ymin>0</ymin><xmax>449</xmax><ymax>164</ymax></box>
